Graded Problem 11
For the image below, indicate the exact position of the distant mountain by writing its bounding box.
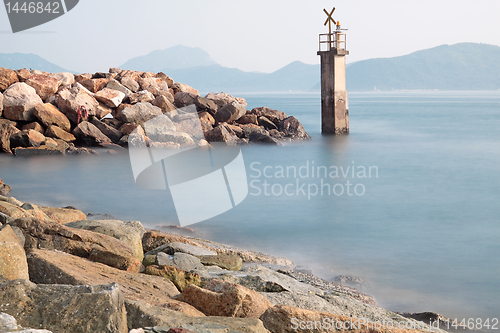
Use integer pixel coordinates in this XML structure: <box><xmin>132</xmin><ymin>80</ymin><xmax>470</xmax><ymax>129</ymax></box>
<box><xmin>166</xmin><ymin>61</ymin><xmax>319</xmax><ymax>93</ymax></box>
<box><xmin>0</xmin><ymin>53</ymin><xmax>72</xmax><ymax>73</ymax></box>
<box><xmin>120</xmin><ymin>45</ymin><xmax>217</xmax><ymax>72</ymax></box>
<box><xmin>346</xmin><ymin>43</ymin><xmax>500</xmax><ymax>91</ymax></box>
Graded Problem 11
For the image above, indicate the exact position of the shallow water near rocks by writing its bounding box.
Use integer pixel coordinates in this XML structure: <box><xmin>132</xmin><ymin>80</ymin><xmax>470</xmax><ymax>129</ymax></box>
<box><xmin>1</xmin><ymin>91</ymin><xmax>499</xmax><ymax>321</ymax></box>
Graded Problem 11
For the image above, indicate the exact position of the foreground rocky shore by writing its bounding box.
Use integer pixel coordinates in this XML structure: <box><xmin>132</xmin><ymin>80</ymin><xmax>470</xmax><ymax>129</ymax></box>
<box><xmin>0</xmin><ymin>67</ymin><xmax>310</xmax><ymax>156</ymax></box>
<box><xmin>0</xmin><ymin>177</ymin><xmax>455</xmax><ymax>333</ymax></box>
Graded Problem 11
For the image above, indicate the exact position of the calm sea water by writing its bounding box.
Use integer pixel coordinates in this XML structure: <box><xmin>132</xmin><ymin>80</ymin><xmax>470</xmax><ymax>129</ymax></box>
<box><xmin>1</xmin><ymin>91</ymin><xmax>499</xmax><ymax>320</ymax></box>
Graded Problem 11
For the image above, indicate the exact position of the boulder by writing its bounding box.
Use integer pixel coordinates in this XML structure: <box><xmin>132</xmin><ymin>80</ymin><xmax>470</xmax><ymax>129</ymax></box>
<box><xmin>14</xmin><ymin>68</ymin><xmax>32</xmax><ymax>82</ymax></box>
<box><xmin>204</xmin><ymin>124</ymin><xmax>238</xmax><ymax>145</ymax></box>
<box><xmin>21</xmin><ymin>121</ymin><xmax>44</xmax><ymax>133</ymax></box>
<box><xmin>249</xmin><ymin>107</ymin><xmax>287</xmax><ymax>126</ymax></box>
<box><xmin>95</xmin><ymin>88</ymin><xmax>125</xmax><ymax>108</ymax></box>
<box><xmin>141</xmin><ymin>230</ymin><xmax>205</xmax><ymax>253</ymax></box>
<box><xmin>26</xmin><ymin>248</ymin><xmax>184</xmax><ymax>307</ymax></box>
<box><xmin>72</xmin><ymin>121</ymin><xmax>112</xmax><ymax>146</ymax></box>
<box><xmin>258</xmin><ymin>116</ymin><xmax>278</xmax><ymax>130</ymax></box>
<box><xmin>129</xmin><ymin>90</ymin><xmax>155</xmax><ymax>104</ymax></box>
<box><xmin>0</xmin><ymin>312</ymin><xmax>53</xmax><ymax>333</ymax></box>
<box><xmin>48</xmin><ymin>72</ymin><xmax>75</xmax><ymax>86</ymax></box>
<box><xmin>194</xmin><ymin>96</ymin><xmax>217</xmax><ymax>114</ymax></box>
<box><xmin>2</xmin><ymin>82</ymin><xmax>43</xmax><ymax>121</ymax></box>
<box><xmin>120</xmin><ymin>102</ymin><xmax>162</xmax><ymax>125</ymax></box>
<box><xmin>198</xmin><ymin>254</ymin><xmax>243</xmax><ymax>271</ymax></box>
<box><xmin>139</xmin><ymin>77</ymin><xmax>169</xmax><ymax>96</ymax></box>
<box><xmin>0</xmin><ymin>279</ymin><xmax>128</xmax><ymax>333</ymax></box>
<box><xmin>74</xmin><ymin>73</ymin><xmax>93</xmax><ymax>83</ymax></box>
<box><xmin>214</xmin><ymin>101</ymin><xmax>246</xmax><ymax>123</ymax></box>
<box><xmin>33</xmin><ymin>103</ymin><xmax>71</xmax><ymax>132</ymax></box>
<box><xmin>152</xmin><ymin>95</ymin><xmax>176</xmax><ymax>113</ymax></box>
<box><xmin>144</xmin><ymin>265</ymin><xmax>201</xmax><ymax>291</ymax></box>
<box><xmin>171</xmin><ymin>83</ymin><xmax>198</xmax><ymax>95</ymax></box>
<box><xmin>0</xmin><ymin>178</ymin><xmax>11</xmax><ymax>196</ymax></box>
<box><xmin>45</xmin><ymin>124</ymin><xmax>76</xmax><ymax>142</ymax></box>
<box><xmin>155</xmin><ymin>72</ymin><xmax>174</xmax><ymax>87</ymax></box>
<box><xmin>121</xmin><ymin>76</ymin><xmax>140</xmax><ymax>92</ymax></box>
<box><xmin>174</xmin><ymin>92</ymin><xmax>196</xmax><ymax>108</ymax></box>
<box><xmin>177</xmin><ymin>280</ymin><xmax>273</xmax><ymax>318</ymax></box>
<box><xmin>95</xmin><ymin>102</ymin><xmax>114</xmax><ymax>119</ymax></box>
<box><xmin>109</xmin><ymin>67</ymin><xmax>123</xmax><ymax>74</ymax></box>
<box><xmin>9</xmin><ymin>129</ymin><xmax>46</xmax><ymax>149</ymax></box>
<box><xmin>25</xmin><ymin>74</ymin><xmax>61</xmax><ymax>101</ymax></box>
<box><xmin>119</xmin><ymin>123</ymin><xmax>139</xmax><ymax>135</ymax></box>
<box><xmin>56</xmin><ymin>85</ymin><xmax>98</xmax><ymax>124</ymax></box>
<box><xmin>198</xmin><ymin>111</ymin><xmax>215</xmax><ymax>132</ymax></box>
<box><xmin>39</xmin><ymin>206</ymin><xmax>86</xmax><ymax>224</ymax></box>
<box><xmin>205</xmin><ymin>92</ymin><xmax>247</xmax><ymax>110</ymax></box>
<box><xmin>13</xmin><ymin>146</ymin><xmax>65</xmax><ymax>156</ymax></box>
<box><xmin>11</xmin><ymin>217</ymin><xmax>142</xmax><ymax>272</ymax></box>
<box><xmin>147</xmin><ymin>241</ymin><xmax>216</xmax><ymax>257</ymax></box>
<box><xmin>249</xmin><ymin>132</ymin><xmax>281</xmax><ymax>145</ymax></box>
<box><xmin>278</xmin><ymin>116</ymin><xmax>311</xmax><ymax>140</ymax></box>
<box><xmin>90</xmin><ymin>118</ymin><xmax>123</xmax><ymax>143</ymax></box>
<box><xmin>237</xmin><ymin>114</ymin><xmax>259</xmax><ymax>125</ymax></box>
<box><xmin>0</xmin><ymin>92</ymin><xmax>3</xmax><ymax>117</ymax></box>
<box><xmin>20</xmin><ymin>203</ymin><xmax>44</xmax><ymax>220</ymax></box>
<box><xmin>0</xmin><ymin>67</ymin><xmax>19</xmax><ymax>92</ymax></box>
<box><xmin>0</xmin><ymin>225</ymin><xmax>29</xmax><ymax>280</ymax></box>
<box><xmin>65</xmin><ymin>219</ymin><xmax>145</xmax><ymax>260</ymax></box>
<box><xmin>156</xmin><ymin>252</ymin><xmax>204</xmax><ymax>272</ymax></box>
<box><xmin>0</xmin><ymin>123</ymin><xmax>20</xmax><ymax>154</ymax></box>
<box><xmin>125</xmin><ymin>299</ymin><xmax>268</xmax><ymax>333</ymax></box>
<box><xmin>106</xmin><ymin>79</ymin><xmax>133</xmax><ymax>97</ymax></box>
<box><xmin>80</xmin><ymin>78</ymin><xmax>109</xmax><ymax>93</ymax></box>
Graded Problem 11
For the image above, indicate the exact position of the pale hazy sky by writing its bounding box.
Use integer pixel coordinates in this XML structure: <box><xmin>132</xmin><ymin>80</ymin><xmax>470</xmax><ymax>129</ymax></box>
<box><xmin>1</xmin><ymin>0</ymin><xmax>499</xmax><ymax>73</ymax></box>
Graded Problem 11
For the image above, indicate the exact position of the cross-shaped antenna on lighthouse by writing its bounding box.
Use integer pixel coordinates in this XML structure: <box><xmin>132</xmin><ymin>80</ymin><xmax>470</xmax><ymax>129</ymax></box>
<box><xmin>323</xmin><ymin>7</ymin><xmax>336</xmax><ymax>36</ymax></box>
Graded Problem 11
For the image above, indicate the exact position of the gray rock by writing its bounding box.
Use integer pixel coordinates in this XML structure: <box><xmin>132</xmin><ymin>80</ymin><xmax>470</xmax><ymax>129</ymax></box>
<box><xmin>155</xmin><ymin>252</ymin><xmax>174</xmax><ymax>266</ymax></box>
<box><xmin>171</xmin><ymin>252</ymin><xmax>204</xmax><ymax>271</ymax></box>
<box><xmin>249</xmin><ymin>132</ymin><xmax>281</xmax><ymax>145</ymax></box>
<box><xmin>120</xmin><ymin>102</ymin><xmax>162</xmax><ymax>125</ymax></box>
<box><xmin>2</xmin><ymin>83</ymin><xmax>43</xmax><ymax>122</ymax></box>
<box><xmin>0</xmin><ymin>280</ymin><xmax>128</xmax><ymax>333</ymax></box>
<box><xmin>165</xmin><ymin>242</ymin><xmax>217</xmax><ymax>256</ymax></box>
<box><xmin>214</xmin><ymin>101</ymin><xmax>246</xmax><ymax>123</ymax></box>
<box><xmin>0</xmin><ymin>312</ymin><xmax>53</xmax><ymax>333</ymax></box>
<box><xmin>278</xmin><ymin>116</ymin><xmax>311</xmax><ymax>140</ymax></box>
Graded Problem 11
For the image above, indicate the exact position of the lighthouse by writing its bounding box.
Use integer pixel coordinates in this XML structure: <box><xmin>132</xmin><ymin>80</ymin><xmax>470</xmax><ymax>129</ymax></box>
<box><xmin>318</xmin><ymin>8</ymin><xmax>349</xmax><ymax>134</ymax></box>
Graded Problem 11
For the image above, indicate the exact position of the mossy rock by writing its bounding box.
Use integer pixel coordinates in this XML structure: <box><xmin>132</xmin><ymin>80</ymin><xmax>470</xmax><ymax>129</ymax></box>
<box><xmin>197</xmin><ymin>254</ymin><xmax>243</xmax><ymax>271</ymax></box>
<box><xmin>144</xmin><ymin>265</ymin><xmax>201</xmax><ymax>291</ymax></box>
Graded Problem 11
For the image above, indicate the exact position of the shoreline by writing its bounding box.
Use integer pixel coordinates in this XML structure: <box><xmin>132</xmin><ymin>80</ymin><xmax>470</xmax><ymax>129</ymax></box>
<box><xmin>0</xmin><ymin>176</ymin><xmax>464</xmax><ymax>333</ymax></box>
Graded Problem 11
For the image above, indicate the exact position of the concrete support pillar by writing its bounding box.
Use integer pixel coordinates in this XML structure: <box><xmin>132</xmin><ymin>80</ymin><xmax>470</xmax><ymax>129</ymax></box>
<box><xmin>318</xmin><ymin>48</ymin><xmax>349</xmax><ymax>135</ymax></box>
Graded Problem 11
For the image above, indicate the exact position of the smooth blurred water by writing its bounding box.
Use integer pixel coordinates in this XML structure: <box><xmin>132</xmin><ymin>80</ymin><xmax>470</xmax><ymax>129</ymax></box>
<box><xmin>1</xmin><ymin>91</ymin><xmax>499</xmax><ymax>320</ymax></box>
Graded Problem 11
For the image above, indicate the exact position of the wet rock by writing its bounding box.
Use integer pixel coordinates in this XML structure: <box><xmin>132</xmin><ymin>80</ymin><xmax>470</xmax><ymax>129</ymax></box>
<box><xmin>12</xmin><ymin>217</ymin><xmax>142</xmax><ymax>272</ymax></box>
<box><xmin>21</xmin><ymin>121</ymin><xmax>44</xmax><ymax>133</ymax></box>
<box><xmin>91</xmin><ymin>118</ymin><xmax>123</xmax><ymax>143</ymax></box>
<box><xmin>39</xmin><ymin>206</ymin><xmax>86</xmax><ymax>223</ymax></box>
<box><xmin>55</xmin><ymin>85</ymin><xmax>98</xmax><ymax>124</ymax></box>
<box><xmin>65</xmin><ymin>219</ymin><xmax>145</xmax><ymax>260</ymax></box>
<box><xmin>95</xmin><ymin>88</ymin><xmax>125</xmax><ymax>108</ymax></box>
<box><xmin>144</xmin><ymin>265</ymin><xmax>201</xmax><ymax>291</ymax></box>
<box><xmin>2</xmin><ymin>83</ymin><xmax>43</xmax><ymax>121</ymax></box>
<box><xmin>27</xmin><ymin>248</ymin><xmax>184</xmax><ymax>307</ymax></box>
<box><xmin>45</xmin><ymin>124</ymin><xmax>76</xmax><ymax>142</ymax></box>
<box><xmin>80</xmin><ymin>78</ymin><xmax>109</xmax><ymax>93</ymax></box>
<box><xmin>0</xmin><ymin>225</ymin><xmax>29</xmax><ymax>280</ymax></box>
<box><xmin>249</xmin><ymin>132</ymin><xmax>281</xmax><ymax>145</ymax></box>
<box><xmin>129</xmin><ymin>90</ymin><xmax>155</xmax><ymax>104</ymax></box>
<box><xmin>121</xmin><ymin>102</ymin><xmax>162</xmax><ymax>125</ymax></box>
<box><xmin>198</xmin><ymin>254</ymin><xmax>243</xmax><ymax>271</ymax></box>
<box><xmin>0</xmin><ymin>67</ymin><xmax>19</xmax><ymax>92</ymax></box>
<box><xmin>0</xmin><ymin>178</ymin><xmax>11</xmax><ymax>196</ymax></box>
<box><xmin>0</xmin><ymin>279</ymin><xmax>128</xmax><ymax>333</ymax></box>
<box><xmin>278</xmin><ymin>116</ymin><xmax>311</xmax><ymax>140</ymax></box>
<box><xmin>9</xmin><ymin>129</ymin><xmax>46</xmax><ymax>149</ymax></box>
<box><xmin>204</xmin><ymin>123</ymin><xmax>238</xmax><ymax>145</ymax></box>
<box><xmin>33</xmin><ymin>103</ymin><xmax>71</xmax><ymax>132</ymax></box>
<box><xmin>214</xmin><ymin>101</ymin><xmax>246</xmax><ymax>123</ymax></box>
<box><xmin>0</xmin><ymin>123</ymin><xmax>19</xmax><ymax>154</ymax></box>
<box><xmin>25</xmin><ymin>74</ymin><xmax>61</xmax><ymax>101</ymax></box>
<box><xmin>73</xmin><ymin>121</ymin><xmax>112</xmax><ymax>146</ymax></box>
<box><xmin>249</xmin><ymin>107</ymin><xmax>287</xmax><ymax>126</ymax></box>
<box><xmin>177</xmin><ymin>280</ymin><xmax>273</xmax><ymax>318</ymax></box>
